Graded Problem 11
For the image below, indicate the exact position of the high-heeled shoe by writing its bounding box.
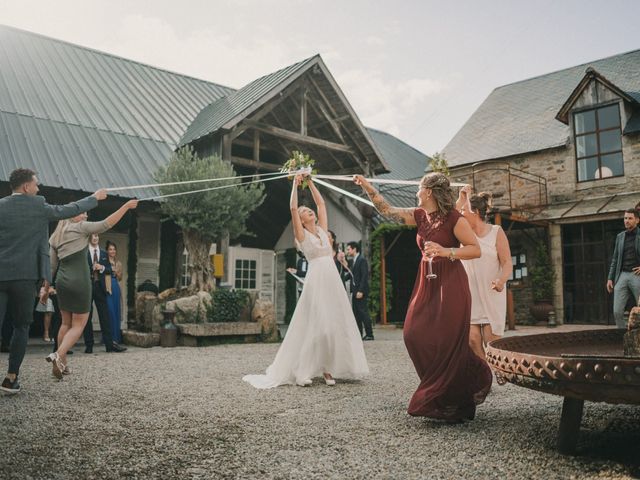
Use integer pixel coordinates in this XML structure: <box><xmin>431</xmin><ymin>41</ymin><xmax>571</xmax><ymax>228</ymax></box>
<box><xmin>323</xmin><ymin>375</ymin><xmax>336</xmax><ymax>386</ymax></box>
<box><xmin>46</xmin><ymin>352</ymin><xmax>65</xmax><ymax>380</ymax></box>
<box><xmin>296</xmin><ymin>379</ymin><xmax>312</xmax><ymax>387</ymax></box>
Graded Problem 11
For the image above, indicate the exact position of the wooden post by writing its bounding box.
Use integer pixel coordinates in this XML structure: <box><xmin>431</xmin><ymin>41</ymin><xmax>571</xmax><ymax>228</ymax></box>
<box><xmin>300</xmin><ymin>89</ymin><xmax>308</xmax><ymax>136</ymax></box>
<box><xmin>380</xmin><ymin>235</ymin><xmax>387</xmax><ymax>325</ymax></box>
<box><xmin>222</xmin><ymin>134</ymin><xmax>232</xmax><ymax>161</ymax></box>
<box><xmin>507</xmin><ymin>288</ymin><xmax>515</xmax><ymax>330</ymax></box>
<box><xmin>253</xmin><ymin>130</ymin><xmax>260</xmax><ymax>163</ymax></box>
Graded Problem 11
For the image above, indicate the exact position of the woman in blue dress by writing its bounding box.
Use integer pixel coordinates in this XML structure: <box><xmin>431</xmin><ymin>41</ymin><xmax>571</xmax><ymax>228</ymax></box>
<box><xmin>105</xmin><ymin>241</ymin><xmax>123</xmax><ymax>344</ymax></box>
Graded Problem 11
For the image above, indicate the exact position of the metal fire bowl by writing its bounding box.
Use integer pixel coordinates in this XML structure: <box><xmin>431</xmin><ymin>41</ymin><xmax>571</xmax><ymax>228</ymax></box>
<box><xmin>486</xmin><ymin>329</ymin><xmax>640</xmax><ymax>405</ymax></box>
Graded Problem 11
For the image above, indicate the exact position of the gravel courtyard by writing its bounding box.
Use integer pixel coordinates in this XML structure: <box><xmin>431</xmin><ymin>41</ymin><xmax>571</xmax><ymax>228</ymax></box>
<box><xmin>1</xmin><ymin>327</ymin><xmax>638</xmax><ymax>480</ymax></box>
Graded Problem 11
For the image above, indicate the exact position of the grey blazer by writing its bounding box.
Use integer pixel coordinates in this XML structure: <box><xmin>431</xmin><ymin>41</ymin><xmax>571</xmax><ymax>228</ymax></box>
<box><xmin>0</xmin><ymin>194</ymin><xmax>98</xmax><ymax>282</ymax></box>
<box><xmin>608</xmin><ymin>228</ymin><xmax>640</xmax><ymax>283</ymax></box>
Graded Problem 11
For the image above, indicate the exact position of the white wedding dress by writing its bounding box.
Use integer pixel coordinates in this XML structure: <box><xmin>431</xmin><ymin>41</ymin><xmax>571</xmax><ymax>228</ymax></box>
<box><xmin>243</xmin><ymin>227</ymin><xmax>369</xmax><ymax>388</ymax></box>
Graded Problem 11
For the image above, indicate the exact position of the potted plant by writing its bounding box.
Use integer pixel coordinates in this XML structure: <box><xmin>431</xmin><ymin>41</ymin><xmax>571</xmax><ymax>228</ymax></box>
<box><xmin>529</xmin><ymin>241</ymin><xmax>556</xmax><ymax>323</ymax></box>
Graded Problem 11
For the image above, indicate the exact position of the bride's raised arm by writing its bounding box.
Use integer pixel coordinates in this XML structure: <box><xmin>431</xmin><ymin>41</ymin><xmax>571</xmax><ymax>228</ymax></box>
<box><xmin>353</xmin><ymin>175</ymin><xmax>416</xmax><ymax>226</ymax></box>
<box><xmin>290</xmin><ymin>175</ymin><xmax>305</xmax><ymax>243</ymax></box>
<box><xmin>306</xmin><ymin>177</ymin><xmax>328</xmax><ymax>232</ymax></box>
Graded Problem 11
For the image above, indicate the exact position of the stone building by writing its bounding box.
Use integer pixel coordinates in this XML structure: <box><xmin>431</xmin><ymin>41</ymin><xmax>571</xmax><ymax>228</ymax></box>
<box><xmin>442</xmin><ymin>49</ymin><xmax>640</xmax><ymax>325</ymax></box>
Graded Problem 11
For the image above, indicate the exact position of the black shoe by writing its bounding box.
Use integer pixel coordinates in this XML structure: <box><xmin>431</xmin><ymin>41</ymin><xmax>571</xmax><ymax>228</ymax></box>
<box><xmin>0</xmin><ymin>376</ymin><xmax>20</xmax><ymax>394</ymax></box>
<box><xmin>84</xmin><ymin>346</ymin><xmax>93</xmax><ymax>354</ymax></box>
<box><xmin>111</xmin><ymin>342</ymin><xmax>127</xmax><ymax>352</ymax></box>
<box><xmin>363</xmin><ymin>335</ymin><xmax>375</xmax><ymax>341</ymax></box>
<box><xmin>68</xmin><ymin>350</ymin><xmax>74</xmax><ymax>355</ymax></box>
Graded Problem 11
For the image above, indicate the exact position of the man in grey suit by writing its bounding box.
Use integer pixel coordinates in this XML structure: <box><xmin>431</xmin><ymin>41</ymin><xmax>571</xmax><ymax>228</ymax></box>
<box><xmin>0</xmin><ymin>168</ymin><xmax>106</xmax><ymax>394</ymax></box>
<box><xmin>606</xmin><ymin>208</ymin><xmax>640</xmax><ymax>329</ymax></box>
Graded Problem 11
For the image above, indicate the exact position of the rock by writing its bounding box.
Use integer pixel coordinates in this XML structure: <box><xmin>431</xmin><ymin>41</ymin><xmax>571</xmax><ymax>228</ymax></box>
<box><xmin>629</xmin><ymin>306</ymin><xmax>640</xmax><ymax>330</ymax></box>
<box><xmin>122</xmin><ymin>330</ymin><xmax>160</xmax><ymax>348</ymax></box>
<box><xmin>158</xmin><ymin>288</ymin><xmax>177</xmax><ymax>302</ymax></box>
<box><xmin>166</xmin><ymin>292</ymin><xmax>212</xmax><ymax>323</ymax></box>
<box><xmin>252</xmin><ymin>298</ymin><xmax>278</xmax><ymax>342</ymax></box>
<box><xmin>133</xmin><ymin>292</ymin><xmax>158</xmax><ymax>332</ymax></box>
<box><xmin>624</xmin><ymin>307</ymin><xmax>640</xmax><ymax>356</ymax></box>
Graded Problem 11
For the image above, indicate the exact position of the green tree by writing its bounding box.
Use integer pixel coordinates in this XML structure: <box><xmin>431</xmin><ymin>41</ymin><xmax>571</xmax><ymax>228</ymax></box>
<box><xmin>155</xmin><ymin>147</ymin><xmax>265</xmax><ymax>291</ymax></box>
<box><xmin>429</xmin><ymin>152</ymin><xmax>450</xmax><ymax>176</ymax></box>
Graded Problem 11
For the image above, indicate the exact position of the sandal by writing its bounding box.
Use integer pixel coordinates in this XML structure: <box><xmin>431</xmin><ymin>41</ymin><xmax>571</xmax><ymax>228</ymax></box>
<box><xmin>46</xmin><ymin>353</ymin><xmax>65</xmax><ymax>380</ymax></box>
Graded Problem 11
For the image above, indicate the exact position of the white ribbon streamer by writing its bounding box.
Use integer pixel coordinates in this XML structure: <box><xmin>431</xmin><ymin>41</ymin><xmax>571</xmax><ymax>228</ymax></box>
<box><xmin>312</xmin><ymin>178</ymin><xmax>374</xmax><ymax>207</ymax></box>
<box><xmin>106</xmin><ymin>171</ymin><xmax>284</xmax><ymax>192</ymax></box>
<box><xmin>143</xmin><ymin>173</ymin><xmax>289</xmax><ymax>201</ymax></box>
<box><xmin>315</xmin><ymin>174</ymin><xmax>467</xmax><ymax>187</ymax></box>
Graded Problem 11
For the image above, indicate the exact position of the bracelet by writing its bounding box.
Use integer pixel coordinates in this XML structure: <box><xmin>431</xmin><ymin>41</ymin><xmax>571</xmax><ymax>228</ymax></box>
<box><xmin>449</xmin><ymin>248</ymin><xmax>456</xmax><ymax>262</ymax></box>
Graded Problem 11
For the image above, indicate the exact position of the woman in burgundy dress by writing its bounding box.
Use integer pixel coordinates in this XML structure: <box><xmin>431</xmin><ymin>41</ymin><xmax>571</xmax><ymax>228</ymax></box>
<box><xmin>354</xmin><ymin>172</ymin><xmax>492</xmax><ymax>421</ymax></box>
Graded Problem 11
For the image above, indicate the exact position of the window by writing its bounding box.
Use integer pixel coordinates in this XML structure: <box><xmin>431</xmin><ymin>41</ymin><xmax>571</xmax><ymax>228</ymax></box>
<box><xmin>573</xmin><ymin>103</ymin><xmax>623</xmax><ymax>182</ymax></box>
<box><xmin>181</xmin><ymin>248</ymin><xmax>190</xmax><ymax>288</ymax></box>
<box><xmin>235</xmin><ymin>258</ymin><xmax>257</xmax><ymax>289</ymax></box>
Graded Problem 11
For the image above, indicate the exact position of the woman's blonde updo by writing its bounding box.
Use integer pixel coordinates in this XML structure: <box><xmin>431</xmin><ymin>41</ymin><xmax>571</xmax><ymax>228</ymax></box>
<box><xmin>469</xmin><ymin>192</ymin><xmax>493</xmax><ymax>221</ymax></box>
<box><xmin>420</xmin><ymin>172</ymin><xmax>455</xmax><ymax>215</ymax></box>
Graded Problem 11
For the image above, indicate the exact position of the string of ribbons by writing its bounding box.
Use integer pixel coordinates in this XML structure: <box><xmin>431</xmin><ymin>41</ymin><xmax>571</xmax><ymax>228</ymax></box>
<box><xmin>104</xmin><ymin>169</ymin><xmax>466</xmax><ymax>207</ymax></box>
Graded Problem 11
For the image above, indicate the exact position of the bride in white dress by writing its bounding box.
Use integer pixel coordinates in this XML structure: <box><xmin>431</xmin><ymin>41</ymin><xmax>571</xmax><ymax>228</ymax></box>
<box><xmin>243</xmin><ymin>174</ymin><xmax>369</xmax><ymax>388</ymax></box>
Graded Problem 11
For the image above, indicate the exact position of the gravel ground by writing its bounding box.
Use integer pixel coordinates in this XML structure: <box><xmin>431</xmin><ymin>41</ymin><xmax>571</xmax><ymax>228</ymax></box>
<box><xmin>1</xmin><ymin>328</ymin><xmax>638</xmax><ymax>480</ymax></box>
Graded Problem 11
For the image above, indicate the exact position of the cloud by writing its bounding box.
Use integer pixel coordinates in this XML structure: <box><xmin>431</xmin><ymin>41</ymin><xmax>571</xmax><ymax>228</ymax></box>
<box><xmin>103</xmin><ymin>14</ymin><xmax>297</xmax><ymax>88</ymax></box>
<box><xmin>335</xmin><ymin>69</ymin><xmax>450</xmax><ymax>137</ymax></box>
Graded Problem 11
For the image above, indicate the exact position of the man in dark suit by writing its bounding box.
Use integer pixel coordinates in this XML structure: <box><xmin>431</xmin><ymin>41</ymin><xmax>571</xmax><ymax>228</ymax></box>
<box><xmin>0</xmin><ymin>168</ymin><xmax>105</xmax><ymax>394</ymax></box>
<box><xmin>83</xmin><ymin>233</ymin><xmax>126</xmax><ymax>353</ymax></box>
<box><xmin>346</xmin><ymin>241</ymin><xmax>374</xmax><ymax>340</ymax></box>
<box><xmin>286</xmin><ymin>251</ymin><xmax>308</xmax><ymax>298</ymax></box>
<box><xmin>606</xmin><ymin>208</ymin><xmax>640</xmax><ymax>328</ymax></box>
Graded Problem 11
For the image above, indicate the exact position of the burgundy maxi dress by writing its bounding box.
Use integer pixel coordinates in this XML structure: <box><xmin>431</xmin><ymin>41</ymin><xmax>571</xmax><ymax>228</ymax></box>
<box><xmin>403</xmin><ymin>208</ymin><xmax>492</xmax><ymax>420</ymax></box>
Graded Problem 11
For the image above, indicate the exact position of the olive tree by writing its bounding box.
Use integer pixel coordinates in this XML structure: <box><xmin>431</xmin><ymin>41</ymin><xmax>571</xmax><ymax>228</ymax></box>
<box><xmin>155</xmin><ymin>147</ymin><xmax>265</xmax><ymax>291</ymax></box>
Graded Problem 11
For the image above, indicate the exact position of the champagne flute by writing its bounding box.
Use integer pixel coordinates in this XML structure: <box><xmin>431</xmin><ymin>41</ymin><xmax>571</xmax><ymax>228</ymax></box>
<box><xmin>423</xmin><ymin>240</ymin><xmax>437</xmax><ymax>280</ymax></box>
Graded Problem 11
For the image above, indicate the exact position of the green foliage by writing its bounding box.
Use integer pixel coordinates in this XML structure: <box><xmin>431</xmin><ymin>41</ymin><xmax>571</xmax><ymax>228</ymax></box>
<box><xmin>530</xmin><ymin>241</ymin><xmax>555</xmax><ymax>301</ymax></box>
<box><xmin>429</xmin><ymin>152</ymin><xmax>450</xmax><ymax>176</ymax></box>
<box><xmin>206</xmin><ymin>289</ymin><xmax>250</xmax><ymax>323</ymax></box>
<box><xmin>155</xmin><ymin>147</ymin><xmax>265</xmax><ymax>290</ymax></box>
<box><xmin>369</xmin><ymin>223</ymin><xmax>415</xmax><ymax>319</ymax></box>
<box><xmin>155</xmin><ymin>147</ymin><xmax>266</xmax><ymax>241</ymax></box>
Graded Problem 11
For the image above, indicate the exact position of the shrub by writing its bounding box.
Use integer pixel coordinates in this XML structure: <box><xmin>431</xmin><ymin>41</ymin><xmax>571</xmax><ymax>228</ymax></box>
<box><xmin>207</xmin><ymin>289</ymin><xmax>250</xmax><ymax>322</ymax></box>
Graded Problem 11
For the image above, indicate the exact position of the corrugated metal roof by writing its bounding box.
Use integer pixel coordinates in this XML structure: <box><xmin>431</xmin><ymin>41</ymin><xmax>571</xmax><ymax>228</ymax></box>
<box><xmin>179</xmin><ymin>56</ymin><xmax>317</xmax><ymax>146</ymax></box>
<box><xmin>0</xmin><ymin>24</ymin><xmax>233</xmax><ymax>194</ymax></box>
<box><xmin>442</xmin><ymin>49</ymin><xmax>640</xmax><ymax>167</ymax></box>
<box><xmin>0</xmin><ymin>25</ymin><xmax>409</xmax><ymax>199</ymax></box>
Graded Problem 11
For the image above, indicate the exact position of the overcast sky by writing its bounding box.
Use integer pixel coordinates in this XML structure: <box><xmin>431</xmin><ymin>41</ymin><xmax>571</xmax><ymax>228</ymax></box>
<box><xmin>2</xmin><ymin>0</ymin><xmax>639</xmax><ymax>155</ymax></box>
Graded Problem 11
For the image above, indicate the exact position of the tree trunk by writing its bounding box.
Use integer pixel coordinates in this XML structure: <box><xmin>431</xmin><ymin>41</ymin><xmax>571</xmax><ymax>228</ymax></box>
<box><xmin>183</xmin><ymin>228</ymin><xmax>214</xmax><ymax>292</ymax></box>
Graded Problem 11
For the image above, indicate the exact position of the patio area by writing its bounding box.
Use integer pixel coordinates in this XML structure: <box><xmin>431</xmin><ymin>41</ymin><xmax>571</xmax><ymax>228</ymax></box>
<box><xmin>1</xmin><ymin>325</ymin><xmax>638</xmax><ymax>479</ymax></box>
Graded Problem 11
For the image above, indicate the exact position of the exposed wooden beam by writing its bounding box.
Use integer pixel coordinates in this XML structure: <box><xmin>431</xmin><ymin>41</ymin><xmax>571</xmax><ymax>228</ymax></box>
<box><xmin>243</xmin><ymin>119</ymin><xmax>353</xmax><ymax>154</ymax></box>
<box><xmin>230</xmin><ymin>155</ymin><xmax>281</xmax><ymax>172</ymax></box>
<box><xmin>307</xmin><ymin>75</ymin><xmax>370</xmax><ymax>172</ymax></box>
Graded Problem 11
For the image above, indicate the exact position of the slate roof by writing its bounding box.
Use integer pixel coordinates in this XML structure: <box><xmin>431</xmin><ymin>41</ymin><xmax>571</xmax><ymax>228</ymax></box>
<box><xmin>367</xmin><ymin>128</ymin><xmax>429</xmax><ymax>209</ymax></box>
<box><xmin>442</xmin><ymin>49</ymin><xmax>640</xmax><ymax>167</ymax></box>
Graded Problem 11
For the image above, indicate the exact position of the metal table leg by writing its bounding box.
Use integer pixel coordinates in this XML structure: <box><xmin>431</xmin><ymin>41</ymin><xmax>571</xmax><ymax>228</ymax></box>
<box><xmin>557</xmin><ymin>397</ymin><xmax>584</xmax><ymax>454</ymax></box>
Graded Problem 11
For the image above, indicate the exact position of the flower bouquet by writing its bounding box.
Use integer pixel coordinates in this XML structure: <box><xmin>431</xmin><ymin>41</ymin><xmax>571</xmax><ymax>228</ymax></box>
<box><xmin>281</xmin><ymin>151</ymin><xmax>316</xmax><ymax>188</ymax></box>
